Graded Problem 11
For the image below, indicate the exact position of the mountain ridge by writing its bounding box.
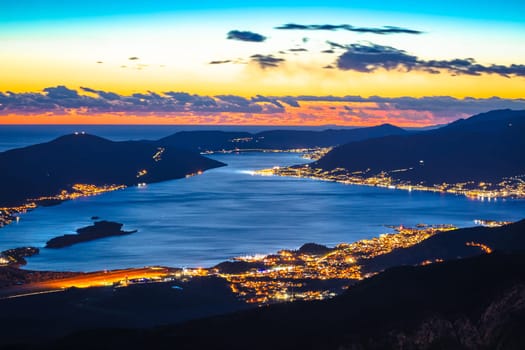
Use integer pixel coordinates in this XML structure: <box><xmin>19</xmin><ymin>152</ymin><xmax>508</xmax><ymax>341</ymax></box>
<box><xmin>159</xmin><ymin>123</ymin><xmax>408</xmax><ymax>151</ymax></box>
<box><xmin>0</xmin><ymin>133</ymin><xmax>225</xmax><ymax>207</ymax></box>
<box><xmin>313</xmin><ymin>109</ymin><xmax>525</xmax><ymax>185</ymax></box>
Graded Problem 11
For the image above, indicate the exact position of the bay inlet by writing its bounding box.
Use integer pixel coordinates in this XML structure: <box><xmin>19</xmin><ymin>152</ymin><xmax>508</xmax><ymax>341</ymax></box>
<box><xmin>1</xmin><ymin>152</ymin><xmax>524</xmax><ymax>272</ymax></box>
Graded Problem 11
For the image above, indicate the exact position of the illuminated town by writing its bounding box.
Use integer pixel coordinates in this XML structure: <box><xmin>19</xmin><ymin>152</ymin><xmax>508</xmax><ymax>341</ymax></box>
<box><xmin>200</xmin><ymin>146</ymin><xmax>332</xmax><ymax>161</ymax></box>
<box><xmin>0</xmin><ymin>184</ymin><xmax>125</xmax><ymax>228</ymax></box>
<box><xmin>209</xmin><ymin>223</ymin><xmax>457</xmax><ymax>304</ymax></box>
<box><xmin>256</xmin><ymin>159</ymin><xmax>525</xmax><ymax>200</ymax></box>
<box><xmin>1</xmin><ymin>220</ymin><xmax>509</xmax><ymax>305</ymax></box>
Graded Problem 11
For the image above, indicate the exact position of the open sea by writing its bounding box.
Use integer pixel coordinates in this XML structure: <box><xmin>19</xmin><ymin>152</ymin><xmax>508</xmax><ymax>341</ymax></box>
<box><xmin>1</xmin><ymin>125</ymin><xmax>524</xmax><ymax>272</ymax></box>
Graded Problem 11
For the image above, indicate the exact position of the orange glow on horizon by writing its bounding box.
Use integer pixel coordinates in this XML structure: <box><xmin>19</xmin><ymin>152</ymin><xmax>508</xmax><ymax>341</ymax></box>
<box><xmin>0</xmin><ymin>102</ymin><xmax>447</xmax><ymax>128</ymax></box>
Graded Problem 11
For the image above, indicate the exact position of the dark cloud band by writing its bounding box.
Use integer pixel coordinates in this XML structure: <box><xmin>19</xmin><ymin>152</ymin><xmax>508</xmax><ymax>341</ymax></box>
<box><xmin>227</xmin><ymin>30</ymin><xmax>267</xmax><ymax>42</ymax></box>
<box><xmin>275</xmin><ymin>23</ymin><xmax>423</xmax><ymax>35</ymax></box>
<box><xmin>335</xmin><ymin>43</ymin><xmax>525</xmax><ymax>77</ymax></box>
<box><xmin>2</xmin><ymin>87</ymin><xmax>525</xmax><ymax>122</ymax></box>
<box><xmin>250</xmin><ymin>54</ymin><xmax>285</xmax><ymax>68</ymax></box>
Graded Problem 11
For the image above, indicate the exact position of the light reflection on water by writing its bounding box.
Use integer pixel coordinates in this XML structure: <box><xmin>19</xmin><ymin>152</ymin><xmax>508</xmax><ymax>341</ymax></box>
<box><xmin>1</xmin><ymin>152</ymin><xmax>524</xmax><ymax>272</ymax></box>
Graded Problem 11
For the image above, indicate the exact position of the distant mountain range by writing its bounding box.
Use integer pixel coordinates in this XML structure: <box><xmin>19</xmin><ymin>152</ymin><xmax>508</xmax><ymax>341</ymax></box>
<box><xmin>0</xmin><ymin>124</ymin><xmax>408</xmax><ymax>207</ymax></box>
<box><xmin>159</xmin><ymin>124</ymin><xmax>408</xmax><ymax>151</ymax></box>
<box><xmin>314</xmin><ymin>109</ymin><xmax>525</xmax><ymax>184</ymax></box>
<box><xmin>0</xmin><ymin>134</ymin><xmax>225</xmax><ymax>207</ymax></box>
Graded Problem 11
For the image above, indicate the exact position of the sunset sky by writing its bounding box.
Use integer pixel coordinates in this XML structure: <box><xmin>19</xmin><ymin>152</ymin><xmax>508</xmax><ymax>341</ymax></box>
<box><xmin>1</xmin><ymin>0</ymin><xmax>524</xmax><ymax>126</ymax></box>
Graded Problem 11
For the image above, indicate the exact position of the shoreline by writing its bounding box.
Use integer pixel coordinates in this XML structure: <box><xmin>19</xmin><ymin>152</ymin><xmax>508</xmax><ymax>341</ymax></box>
<box><xmin>1</xmin><ymin>223</ymin><xmax>461</xmax><ymax>303</ymax></box>
<box><xmin>0</xmin><ymin>184</ymin><xmax>126</xmax><ymax>230</ymax></box>
<box><xmin>1</xmin><ymin>219</ymin><xmax>517</xmax><ymax>304</ymax></box>
<box><xmin>256</xmin><ymin>165</ymin><xmax>525</xmax><ymax>200</ymax></box>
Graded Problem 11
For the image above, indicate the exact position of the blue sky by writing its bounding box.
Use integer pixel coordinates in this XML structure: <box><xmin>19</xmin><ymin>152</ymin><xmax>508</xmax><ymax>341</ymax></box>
<box><xmin>1</xmin><ymin>1</ymin><xmax>524</xmax><ymax>125</ymax></box>
<box><xmin>3</xmin><ymin>0</ymin><xmax>525</xmax><ymax>23</ymax></box>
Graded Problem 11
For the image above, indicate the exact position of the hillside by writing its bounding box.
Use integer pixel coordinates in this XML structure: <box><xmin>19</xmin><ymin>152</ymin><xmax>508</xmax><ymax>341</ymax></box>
<box><xmin>363</xmin><ymin>219</ymin><xmax>525</xmax><ymax>273</ymax></box>
<box><xmin>18</xmin><ymin>252</ymin><xmax>525</xmax><ymax>350</ymax></box>
<box><xmin>159</xmin><ymin>124</ymin><xmax>408</xmax><ymax>151</ymax></box>
<box><xmin>3</xmin><ymin>221</ymin><xmax>525</xmax><ymax>349</ymax></box>
<box><xmin>0</xmin><ymin>134</ymin><xmax>225</xmax><ymax>207</ymax></box>
<box><xmin>313</xmin><ymin>109</ymin><xmax>525</xmax><ymax>185</ymax></box>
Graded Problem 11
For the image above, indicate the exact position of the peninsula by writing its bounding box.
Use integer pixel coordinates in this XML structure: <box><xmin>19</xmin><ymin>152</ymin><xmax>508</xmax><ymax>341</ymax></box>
<box><xmin>0</xmin><ymin>133</ymin><xmax>225</xmax><ymax>227</ymax></box>
<box><xmin>262</xmin><ymin>109</ymin><xmax>525</xmax><ymax>199</ymax></box>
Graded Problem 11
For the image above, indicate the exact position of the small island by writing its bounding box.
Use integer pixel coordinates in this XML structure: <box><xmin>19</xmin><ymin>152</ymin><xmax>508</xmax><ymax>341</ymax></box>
<box><xmin>46</xmin><ymin>221</ymin><xmax>137</xmax><ymax>248</ymax></box>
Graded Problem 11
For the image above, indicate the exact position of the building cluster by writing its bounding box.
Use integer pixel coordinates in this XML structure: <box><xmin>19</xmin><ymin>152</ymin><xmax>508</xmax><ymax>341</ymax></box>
<box><xmin>200</xmin><ymin>147</ymin><xmax>332</xmax><ymax>157</ymax></box>
<box><xmin>300</xmin><ymin>147</ymin><xmax>332</xmax><ymax>160</ymax></box>
<box><xmin>465</xmin><ymin>241</ymin><xmax>493</xmax><ymax>254</ymax></box>
<box><xmin>0</xmin><ymin>184</ymin><xmax>125</xmax><ymax>229</ymax></box>
<box><xmin>179</xmin><ymin>224</ymin><xmax>456</xmax><ymax>305</ymax></box>
<box><xmin>473</xmin><ymin>219</ymin><xmax>513</xmax><ymax>227</ymax></box>
<box><xmin>0</xmin><ymin>203</ymin><xmax>36</xmax><ymax>227</ymax></box>
<box><xmin>259</xmin><ymin>165</ymin><xmax>525</xmax><ymax>199</ymax></box>
<box><xmin>32</xmin><ymin>184</ymin><xmax>126</xmax><ymax>202</ymax></box>
<box><xmin>0</xmin><ymin>247</ymin><xmax>40</xmax><ymax>267</ymax></box>
<box><xmin>152</xmin><ymin>147</ymin><xmax>165</xmax><ymax>162</ymax></box>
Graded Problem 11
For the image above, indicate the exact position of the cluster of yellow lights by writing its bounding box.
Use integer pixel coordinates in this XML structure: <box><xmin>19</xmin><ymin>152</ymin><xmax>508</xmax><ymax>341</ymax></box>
<box><xmin>4</xmin><ymin>223</ymin><xmax>504</xmax><ymax>304</ymax></box>
<box><xmin>466</xmin><ymin>241</ymin><xmax>493</xmax><ymax>254</ymax></box>
<box><xmin>34</xmin><ymin>184</ymin><xmax>126</xmax><ymax>201</ymax></box>
<box><xmin>177</xmin><ymin>224</ymin><xmax>457</xmax><ymax>305</ymax></box>
<box><xmin>152</xmin><ymin>147</ymin><xmax>165</xmax><ymax>162</ymax></box>
<box><xmin>0</xmin><ymin>184</ymin><xmax>125</xmax><ymax>228</ymax></box>
<box><xmin>259</xmin><ymin>166</ymin><xmax>525</xmax><ymax>200</ymax></box>
<box><xmin>136</xmin><ymin>169</ymin><xmax>148</xmax><ymax>178</ymax></box>
<box><xmin>0</xmin><ymin>203</ymin><xmax>37</xmax><ymax>227</ymax></box>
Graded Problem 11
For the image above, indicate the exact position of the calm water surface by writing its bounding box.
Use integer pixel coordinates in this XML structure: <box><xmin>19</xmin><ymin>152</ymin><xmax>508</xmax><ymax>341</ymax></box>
<box><xmin>1</xmin><ymin>152</ymin><xmax>524</xmax><ymax>272</ymax></box>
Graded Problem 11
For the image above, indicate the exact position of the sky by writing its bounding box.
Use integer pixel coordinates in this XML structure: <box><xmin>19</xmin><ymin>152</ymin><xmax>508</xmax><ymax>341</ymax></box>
<box><xmin>1</xmin><ymin>0</ymin><xmax>524</xmax><ymax>126</ymax></box>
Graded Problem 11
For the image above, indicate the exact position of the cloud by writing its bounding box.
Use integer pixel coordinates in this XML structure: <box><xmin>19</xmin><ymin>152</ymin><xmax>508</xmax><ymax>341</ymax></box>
<box><xmin>289</xmin><ymin>48</ymin><xmax>308</xmax><ymax>52</ymax></box>
<box><xmin>209</xmin><ymin>60</ymin><xmax>232</xmax><ymax>65</ymax></box>
<box><xmin>128</xmin><ymin>56</ymin><xmax>139</xmax><ymax>60</ymax></box>
<box><xmin>326</xmin><ymin>41</ymin><xmax>347</xmax><ymax>50</ymax></box>
<box><xmin>337</xmin><ymin>43</ymin><xmax>418</xmax><ymax>72</ymax></box>
<box><xmin>275</xmin><ymin>23</ymin><xmax>422</xmax><ymax>35</ymax></box>
<box><xmin>44</xmin><ymin>85</ymin><xmax>79</xmax><ymax>99</ymax></box>
<box><xmin>293</xmin><ymin>95</ymin><xmax>525</xmax><ymax>118</ymax></box>
<box><xmin>335</xmin><ymin>43</ymin><xmax>525</xmax><ymax>77</ymax></box>
<box><xmin>227</xmin><ymin>30</ymin><xmax>267</xmax><ymax>42</ymax></box>
<box><xmin>0</xmin><ymin>87</ymin><xmax>289</xmax><ymax>115</ymax></box>
<box><xmin>250</xmin><ymin>54</ymin><xmax>285</xmax><ymax>69</ymax></box>
<box><xmin>2</xmin><ymin>86</ymin><xmax>525</xmax><ymax>126</ymax></box>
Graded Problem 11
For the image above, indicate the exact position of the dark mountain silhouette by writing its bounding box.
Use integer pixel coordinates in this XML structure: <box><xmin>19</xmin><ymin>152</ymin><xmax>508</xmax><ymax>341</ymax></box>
<box><xmin>0</xmin><ymin>134</ymin><xmax>224</xmax><ymax>207</ymax></box>
<box><xmin>17</xmin><ymin>254</ymin><xmax>525</xmax><ymax>350</ymax></box>
<box><xmin>363</xmin><ymin>219</ymin><xmax>525</xmax><ymax>273</ymax></box>
<box><xmin>155</xmin><ymin>253</ymin><xmax>525</xmax><ymax>350</ymax></box>
<box><xmin>5</xmin><ymin>221</ymin><xmax>525</xmax><ymax>349</ymax></box>
<box><xmin>0</xmin><ymin>276</ymin><xmax>250</xmax><ymax>346</ymax></box>
<box><xmin>159</xmin><ymin>124</ymin><xmax>407</xmax><ymax>151</ymax></box>
<box><xmin>314</xmin><ymin>109</ymin><xmax>525</xmax><ymax>184</ymax></box>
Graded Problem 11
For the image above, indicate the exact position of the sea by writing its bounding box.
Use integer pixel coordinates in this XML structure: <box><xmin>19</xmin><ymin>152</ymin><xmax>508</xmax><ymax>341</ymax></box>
<box><xmin>1</xmin><ymin>125</ymin><xmax>524</xmax><ymax>272</ymax></box>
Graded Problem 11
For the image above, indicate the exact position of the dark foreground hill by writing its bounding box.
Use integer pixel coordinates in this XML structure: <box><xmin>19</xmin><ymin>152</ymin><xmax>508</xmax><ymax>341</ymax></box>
<box><xmin>314</xmin><ymin>109</ymin><xmax>525</xmax><ymax>184</ymax></box>
<box><xmin>363</xmin><ymin>219</ymin><xmax>525</xmax><ymax>273</ymax></box>
<box><xmin>15</xmin><ymin>253</ymin><xmax>525</xmax><ymax>350</ymax></box>
<box><xmin>4</xmin><ymin>221</ymin><xmax>525</xmax><ymax>350</ymax></box>
<box><xmin>0</xmin><ymin>276</ymin><xmax>250</xmax><ymax>346</ymax></box>
<box><xmin>159</xmin><ymin>124</ymin><xmax>407</xmax><ymax>151</ymax></box>
<box><xmin>0</xmin><ymin>134</ymin><xmax>224</xmax><ymax>207</ymax></box>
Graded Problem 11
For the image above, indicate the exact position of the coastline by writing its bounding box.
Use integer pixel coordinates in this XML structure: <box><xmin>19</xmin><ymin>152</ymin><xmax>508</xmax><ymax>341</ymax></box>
<box><xmin>0</xmin><ymin>184</ymin><xmax>126</xmax><ymax>230</ymax></box>
<box><xmin>1</xmin><ymin>223</ymin><xmax>459</xmax><ymax>303</ymax></box>
<box><xmin>256</xmin><ymin>165</ymin><xmax>525</xmax><ymax>200</ymax></box>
